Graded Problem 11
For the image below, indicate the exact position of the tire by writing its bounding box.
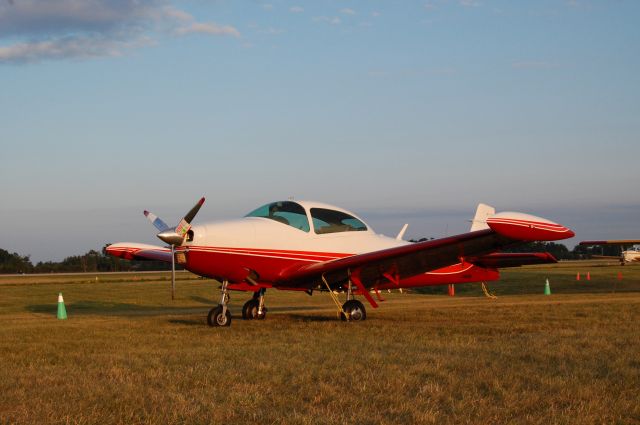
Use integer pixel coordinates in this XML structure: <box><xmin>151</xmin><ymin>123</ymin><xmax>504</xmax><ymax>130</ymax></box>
<box><xmin>207</xmin><ymin>305</ymin><xmax>231</xmax><ymax>327</ymax></box>
<box><xmin>341</xmin><ymin>300</ymin><xmax>366</xmax><ymax>322</ymax></box>
<box><xmin>256</xmin><ymin>307</ymin><xmax>267</xmax><ymax>320</ymax></box>
<box><xmin>242</xmin><ymin>299</ymin><xmax>259</xmax><ymax>320</ymax></box>
<box><xmin>242</xmin><ymin>299</ymin><xmax>267</xmax><ymax>320</ymax></box>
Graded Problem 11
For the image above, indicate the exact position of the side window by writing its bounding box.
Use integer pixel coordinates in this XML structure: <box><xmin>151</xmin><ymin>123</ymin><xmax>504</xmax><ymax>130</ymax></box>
<box><xmin>245</xmin><ymin>201</ymin><xmax>310</xmax><ymax>232</ymax></box>
<box><xmin>311</xmin><ymin>208</ymin><xmax>367</xmax><ymax>234</ymax></box>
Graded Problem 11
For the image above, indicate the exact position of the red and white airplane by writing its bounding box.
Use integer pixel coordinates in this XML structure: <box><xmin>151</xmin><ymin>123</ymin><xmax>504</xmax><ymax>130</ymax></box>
<box><xmin>106</xmin><ymin>199</ymin><xmax>574</xmax><ymax>327</ymax></box>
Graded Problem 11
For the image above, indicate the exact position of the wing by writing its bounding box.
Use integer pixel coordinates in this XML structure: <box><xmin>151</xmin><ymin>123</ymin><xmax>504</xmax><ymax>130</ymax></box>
<box><xmin>105</xmin><ymin>243</ymin><xmax>172</xmax><ymax>262</ymax></box>
<box><xmin>274</xmin><ymin>229</ymin><xmax>515</xmax><ymax>290</ymax></box>
<box><xmin>580</xmin><ymin>240</ymin><xmax>640</xmax><ymax>246</ymax></box>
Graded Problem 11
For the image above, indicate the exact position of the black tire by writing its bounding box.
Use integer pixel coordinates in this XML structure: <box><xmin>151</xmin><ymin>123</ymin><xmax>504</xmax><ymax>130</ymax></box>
<box><xmin>207</xmin><ymin>305</ymin><xmax>231</xmax><ymax>327</ymax></box>
<box><xmin>341</xmin><ymin>300</ymin><xmax>366</xmax><ymax>322</ymax></box>
<box><xmin>242</xmin><ymin>299</ymin><xmax>267</xmax><ymax>320</ymax></box>
<box><xmin>256</xmin><ymin>307</ymin><xmax>267</xmax><ymax>320</ymax></box>
<box><xmin>242</xmin><ymin>299</ymin><xmax>259</xmax><ymax>320</ymax></box>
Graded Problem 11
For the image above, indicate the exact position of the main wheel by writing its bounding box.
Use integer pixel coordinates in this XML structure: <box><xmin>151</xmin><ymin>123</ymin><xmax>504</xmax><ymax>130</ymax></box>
<box><xmin>207</xmin><ymin>305</ymin><xmax>232</xmax><ymax>327</ymax></box>
<box><xmin>242</xmin><ymin>299</ymin><xmax>267</xmax><ymax>320</ymax></box>
<box><xmin>242</xmin><ymin>299</ymin><xmax>259</xmax><ymax>320</ymax></box>
<box><xmin>340</xmin><ymin>300</ymin><xmax>366</xmax><ymax>322</ymax></box>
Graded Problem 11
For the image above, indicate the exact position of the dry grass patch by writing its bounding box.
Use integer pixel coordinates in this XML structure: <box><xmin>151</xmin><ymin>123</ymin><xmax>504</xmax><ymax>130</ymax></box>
<box><xmin>1</xmin><ymin>266</ymin><xmax>639</xmax><ymax>424</ymax></box>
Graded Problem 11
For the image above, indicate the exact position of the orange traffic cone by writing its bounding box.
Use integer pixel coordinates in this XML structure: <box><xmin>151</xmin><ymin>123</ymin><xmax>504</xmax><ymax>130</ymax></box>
<box><xmin>617</xmin><ymin>272</ymin><xmax>623</xmax><ymax>281</ymax></box>
<box><xmin>586</xmin><ymin>272</ymin><xmax>591</xmax><ymax>281</ymax></box>
<box><xmin>576</xmin><ymin>272</ymin><xmax>581</xmax><ymax>281</ymax></box>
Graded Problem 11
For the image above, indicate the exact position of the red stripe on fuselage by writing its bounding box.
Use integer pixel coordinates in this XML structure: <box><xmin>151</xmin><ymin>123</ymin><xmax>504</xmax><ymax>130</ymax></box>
<box><xmin>182</xmin><ymin>246</ymin><xmax>500</xmax><ymax>288</ymax></box>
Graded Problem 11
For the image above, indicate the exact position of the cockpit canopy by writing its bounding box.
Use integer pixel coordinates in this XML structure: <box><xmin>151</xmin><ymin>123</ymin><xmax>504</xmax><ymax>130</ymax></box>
<box><xmin>245</xmin><ymin>201</ymin><xmax>368</xmax><ymax>234</ymax></box>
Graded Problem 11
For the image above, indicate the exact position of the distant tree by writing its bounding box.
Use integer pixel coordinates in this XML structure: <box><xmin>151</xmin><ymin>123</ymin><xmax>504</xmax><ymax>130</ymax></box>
<box><xmin>0</xmin><ymin>248</ymin><xmax>33</xmax><ymax>274</ymax></box>
<box><xmin>0</xmin><ymin>245</ymin><xmax>174</xmax><ymax>274</ymax></box>
<box><xmin>503</xmin><ymin>241</ymin><xmax>572</xmax><ymax>260</ymax></box>
<box><xmin>409</xmin><ymin>237</ymin><xmax>435</xmax><ymax>243</ymax></box>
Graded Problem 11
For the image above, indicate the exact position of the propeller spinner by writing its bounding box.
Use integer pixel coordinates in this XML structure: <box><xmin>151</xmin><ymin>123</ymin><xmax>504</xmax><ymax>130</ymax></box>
<box><xmin>144</xmin><ymin>197</ymin><xmax>205</xmax><ymax>299</ymax></box>
<box><xmin>145</xmin><ymin>197</ymin><xmax>205</xmax><ymax>246</ymax></box>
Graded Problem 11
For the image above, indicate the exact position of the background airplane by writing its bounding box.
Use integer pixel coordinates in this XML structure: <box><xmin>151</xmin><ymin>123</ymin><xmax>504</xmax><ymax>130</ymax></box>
<box><xmin>107</xmin><ymin>198</ymin><xmax>574</xmax><ymax>327</ymax></box>
<box><xmin>579</xmin><ymin>240</ymin><xmax>640</xmax><ymax>265</ymax></box>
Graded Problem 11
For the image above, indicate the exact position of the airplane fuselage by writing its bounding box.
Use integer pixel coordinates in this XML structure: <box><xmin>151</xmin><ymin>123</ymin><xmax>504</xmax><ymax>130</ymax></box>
<box><xmin>178</xmin><ymin>200</ymin><xmax>500</xmax><ymax>290</ymax></box>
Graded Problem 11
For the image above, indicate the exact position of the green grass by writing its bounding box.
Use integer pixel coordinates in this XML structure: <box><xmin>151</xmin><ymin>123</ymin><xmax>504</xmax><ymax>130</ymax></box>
<box><xmin>1</xmin><ymin>263</ymin><xmax>639</xmax><ymax>424</ymax></box>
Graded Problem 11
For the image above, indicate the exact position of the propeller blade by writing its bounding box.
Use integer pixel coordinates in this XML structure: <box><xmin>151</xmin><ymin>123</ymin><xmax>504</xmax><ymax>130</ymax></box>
<box><xmin>144</xmin><ymin>210</ymin><xmax>170</xmax><ymax>232</ymax></box>
<box><xmin>152</xmin><ymin>197</ymin><xmax>205</xmax><ymax>245</ymax></box>
<box><xmin>175</xmin><ymin>197</ymin><xmax>205</xmax><ymax>238</ymax></box>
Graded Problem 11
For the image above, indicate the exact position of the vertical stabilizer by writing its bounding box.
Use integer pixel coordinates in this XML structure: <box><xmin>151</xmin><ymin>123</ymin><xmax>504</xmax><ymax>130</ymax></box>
<box><xmin>470</xmin><ymin>203</ymin><xmax>495</xmax><ymax>231</ymax></box>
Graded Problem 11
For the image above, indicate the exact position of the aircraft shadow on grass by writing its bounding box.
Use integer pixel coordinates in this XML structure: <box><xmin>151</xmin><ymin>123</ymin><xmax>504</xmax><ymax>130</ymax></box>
<box><xmin>26</xmin><ymin>301</ymin><xmax>209</xmax><ymax>316</ymax></box>
<box><xmin>26</xmin><ymin>300</ymin><xmax>327</xmax><ymax>318</ymax></box>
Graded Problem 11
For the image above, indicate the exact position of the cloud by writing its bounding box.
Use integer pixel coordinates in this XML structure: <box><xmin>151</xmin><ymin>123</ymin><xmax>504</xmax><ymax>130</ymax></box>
<box><xmin>174</xmin><ymin>22</ymin><xmax>240</xmax><ymax>37</ymax></box>
<box><xmin>340</xmin><ymin>8</ymin><xmax>356</xmax><ymax>15</ymax></box>
<box><xmin>313</xmin><ymin>16</ymin><xmax>341</xmax><ymax>25</ymax></box>
<box><xmin>0</xmin><ymin>35</ymin><xmax>152</xmax><ymax>64</ymax></box>
<box><xmin>0</xmin><ymin>0</ymin><xmax>240</xmax><ymax>64</ymax></box>
<box><xmin>0</xmin><ymin>0</ymin><xmax>151</xmax><ymax>36</ymax></box>
<box><xmin>289</xmin><ymin>6</ymin><xmax>304</xmax><ymax>13</ymax></box>
<box><xmin>459</xmin><ymin>0</ymin><xmax>481</xmax><ymax>7</ymax></box>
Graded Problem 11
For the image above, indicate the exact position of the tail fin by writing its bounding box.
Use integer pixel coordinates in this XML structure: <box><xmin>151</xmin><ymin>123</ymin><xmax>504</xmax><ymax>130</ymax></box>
<box><xmin>470</xmin><ymin>203</ymin><xmax>495</xmax><ymax>232</ymax></box>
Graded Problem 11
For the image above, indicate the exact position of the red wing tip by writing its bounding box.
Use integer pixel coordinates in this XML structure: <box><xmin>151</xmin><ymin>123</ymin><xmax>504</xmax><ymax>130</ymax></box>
<box><xmin>199</xmin><ymin>197</ymin><xmax>205</xmax><ymax>205</ymax></box>
<box><xmin>566</xmin><ymin>230</ymin><xmax>576</xmax><ymax>238</ymax></box>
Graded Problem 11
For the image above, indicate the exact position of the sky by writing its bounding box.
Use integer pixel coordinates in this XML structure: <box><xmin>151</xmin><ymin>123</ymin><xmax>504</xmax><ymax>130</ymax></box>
<box><xmin>1</xmin><ymin>0</ymin><xmax>639</xmax><ymax>263</ymax></box>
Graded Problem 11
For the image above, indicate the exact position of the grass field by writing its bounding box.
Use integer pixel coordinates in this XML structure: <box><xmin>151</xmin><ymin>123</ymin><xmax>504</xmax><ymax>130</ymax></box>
<box><xmin>1</xmin><ymin>263</ymin><xmax>639</xmax><ymax>424</ymax></box>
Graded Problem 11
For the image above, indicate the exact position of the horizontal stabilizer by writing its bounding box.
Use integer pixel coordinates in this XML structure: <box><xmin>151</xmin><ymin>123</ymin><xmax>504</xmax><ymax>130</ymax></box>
<box><xmin>580</xmin><ymin>240</ymin><xmax>640</xmax><ymax>246</ymax></box>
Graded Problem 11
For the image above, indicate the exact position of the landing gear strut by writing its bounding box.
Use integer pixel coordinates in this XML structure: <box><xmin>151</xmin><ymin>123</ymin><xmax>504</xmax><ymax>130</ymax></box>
<box><xmin>340</xmin><ymin>279</ymin><xmax>366</xmax><ymax>321</ymax></box>
<box><xmin>242</xmin><ymin>288</ymin><xmax>267</xmax><ymax>320</ymax></box>
<box><xmin>208</xmin><ymin>279</ymin><xmax>231</xmax><ymax>327</ymax></box>
<box><xmin>321</xmin><ymin>274</ymin><xmax>368</xmax><ymax>322</ymax></box>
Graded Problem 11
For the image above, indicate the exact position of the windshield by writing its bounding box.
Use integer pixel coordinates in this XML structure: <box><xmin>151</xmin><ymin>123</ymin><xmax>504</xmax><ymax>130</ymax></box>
<box><xmin>245</xmin><ymin>201</ymin><xmax>310</xmax><ymax>232</ymax></box>
<box><xmin>310</xmin><ymin>208</ymin><xmax>367</xmax><ymax>234</ymax></box>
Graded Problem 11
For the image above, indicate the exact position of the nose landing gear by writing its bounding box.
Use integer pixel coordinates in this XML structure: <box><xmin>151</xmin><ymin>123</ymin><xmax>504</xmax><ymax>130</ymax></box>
<box><xmin>208</xmin><ymin>279</ymin><xmax>232</xmax><ymax>327</ymax></box>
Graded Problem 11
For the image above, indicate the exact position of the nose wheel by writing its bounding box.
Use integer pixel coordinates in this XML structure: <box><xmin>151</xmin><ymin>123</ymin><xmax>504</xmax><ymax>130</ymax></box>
<box><xmin>207</xmin><ymin>305</ymin><xmax>231</xmax><ymax>327</ymax></box>
<box><xmin>208</xmin><ymin>279</ymin><xmax>232</xmax><ymax>327</ymax></box>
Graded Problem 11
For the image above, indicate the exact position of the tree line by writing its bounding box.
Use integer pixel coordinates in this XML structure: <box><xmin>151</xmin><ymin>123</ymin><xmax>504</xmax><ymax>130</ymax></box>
<box><xmin>0</xmin><ymin>245</ymin><xmax>172</xmax><ymax>274</ymax></box>
<box><xmin>407</xmin><ymin>239</ymin><xmax>615</xmax><ymax>261</ymax></box>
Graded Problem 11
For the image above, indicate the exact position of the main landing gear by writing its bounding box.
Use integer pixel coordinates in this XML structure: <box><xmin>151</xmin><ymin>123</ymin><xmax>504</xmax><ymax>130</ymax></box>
<box><xmin>207</xmin><ymin>279</ymin><xmax>232</xmax><ymax>327</ymax></box>
<box><xmin>242</xmin><ymin>288</ymin><xmax>267</xmax><ymax>320</ymax></box>
<box><xmin>207</xmin><ymin>283</ymin><xmax>269</xmax><ymax>327</ymax></box>
<box><xmin>340</xmin><ymin>299</ymin><xmax>366</xmax><ymax>321</ymax></box>
<box><xmin>322</xmin><ymin>275</ymin><xmax>368</xmax><ymax>322</ymax></box>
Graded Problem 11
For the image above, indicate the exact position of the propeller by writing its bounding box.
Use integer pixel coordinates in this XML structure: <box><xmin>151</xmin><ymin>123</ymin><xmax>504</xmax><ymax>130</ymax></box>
<box><xmin>144</xmin><ymin>197</ymin><xmax>205</xmax><ymax>300</ymax></box>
